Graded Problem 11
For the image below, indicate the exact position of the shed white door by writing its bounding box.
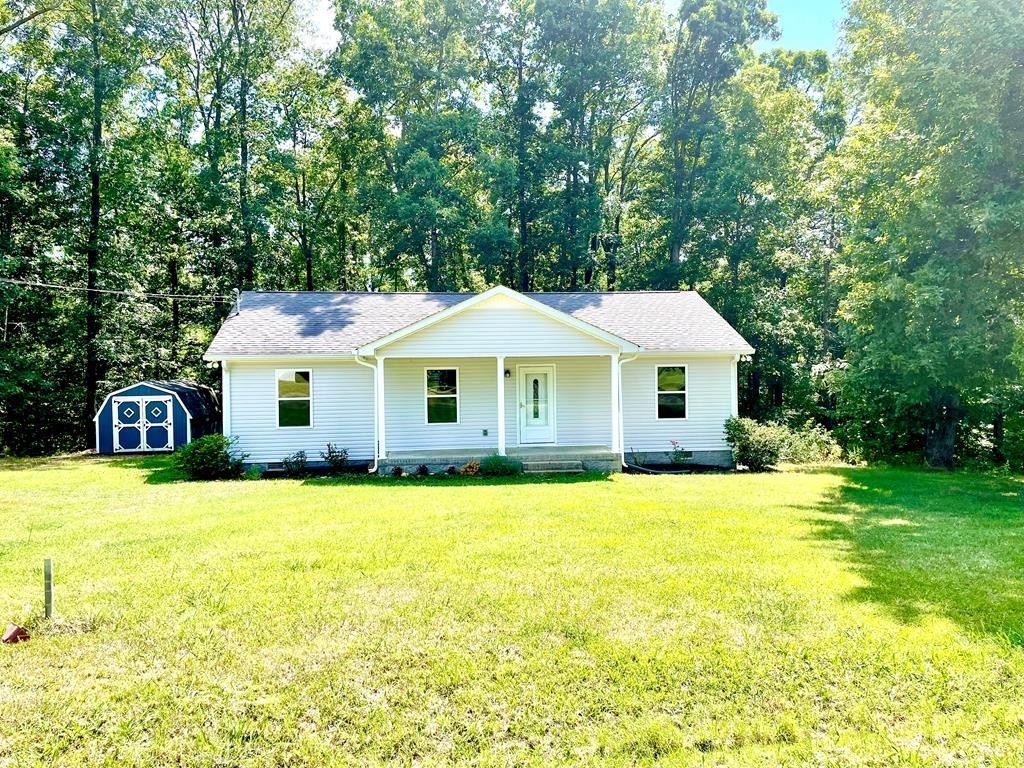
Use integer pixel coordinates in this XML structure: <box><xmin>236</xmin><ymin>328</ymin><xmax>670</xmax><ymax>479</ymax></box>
<box><xmin>518</xmin><ymin>366</ymin><xmax>555</xmax><ymax>444</ymax></box>
<box><xmin>113</xmin><ymin>396</ymin><xmax>174</xmax><ymax>452</ymax></box>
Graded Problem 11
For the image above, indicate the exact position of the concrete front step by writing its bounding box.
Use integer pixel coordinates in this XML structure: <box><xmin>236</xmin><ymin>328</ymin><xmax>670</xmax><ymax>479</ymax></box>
<box><xmin>522</xmin><ymin>460</ymin><xmax>585</xmax><ymax>474</ymax></box>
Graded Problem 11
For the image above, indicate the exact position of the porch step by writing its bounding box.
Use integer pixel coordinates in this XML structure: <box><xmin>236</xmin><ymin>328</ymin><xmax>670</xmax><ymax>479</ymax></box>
<box><xmin>522</xmin><ymin>460</ymin><xmax>585</xmax><ymax>474</ymax></box>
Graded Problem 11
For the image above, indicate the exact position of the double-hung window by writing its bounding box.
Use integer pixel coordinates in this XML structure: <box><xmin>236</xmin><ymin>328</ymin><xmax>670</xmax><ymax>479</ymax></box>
<box><xmin>425</xmin><ymin>368</ymin><xmax>459</xmax><ymax>424</ymax></box>
<box><xmin>277</xmin><ymin>369</ymin><xmax>312</xmax><ymax>427</ymax></box>
<box><xmin>656</xmin><ymin>365</ymin><xmax>687</xmax><ymax>419</ymax></box>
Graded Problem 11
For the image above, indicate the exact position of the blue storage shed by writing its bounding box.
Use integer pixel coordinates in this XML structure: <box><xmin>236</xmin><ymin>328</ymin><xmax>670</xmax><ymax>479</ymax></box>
<box><xmin>94</xmin><ymin>380</ymin><xmax>220</xmax><ymax>455</ymax></box>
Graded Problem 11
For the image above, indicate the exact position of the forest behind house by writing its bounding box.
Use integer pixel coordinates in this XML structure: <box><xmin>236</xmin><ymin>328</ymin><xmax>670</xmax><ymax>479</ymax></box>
<box><xmin>0</xmin><ymin>0</ymin><xmax>1021</xmax><ymax>468</ymax></box>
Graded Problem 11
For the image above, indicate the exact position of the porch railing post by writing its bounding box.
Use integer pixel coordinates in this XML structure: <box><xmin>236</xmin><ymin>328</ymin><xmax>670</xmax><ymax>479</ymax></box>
<box><xmin>496</xmin><ymin>355</ymin><xmax>506</xmax><ymax>456</ymax></box>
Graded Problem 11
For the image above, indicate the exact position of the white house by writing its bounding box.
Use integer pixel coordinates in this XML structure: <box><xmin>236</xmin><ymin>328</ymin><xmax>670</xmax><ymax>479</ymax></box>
<box><xmin>203</xmin><ymin>286</ymin><xmax>754</xmax><ymax>472</ymax></box>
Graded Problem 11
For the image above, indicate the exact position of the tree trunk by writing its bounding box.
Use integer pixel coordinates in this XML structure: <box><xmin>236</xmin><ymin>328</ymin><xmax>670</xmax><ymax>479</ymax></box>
<box><xmin>992</xmin><ymin>410</ymin><xmax>1006</xmax><ymax>465</ymax></box>
<box><xmin>924</xmin><ymin>390</ymin><xmax>963</xmax><ymax>469</ymax></box>
<box><xmin>168</xmin><ymin>256</ymin><xmax>180</xmax><ymax>363</ymax></box>
<box><xmin>231</xmin><ymin>0</ymin><xmax>254</xmax><ymax>288</ymax></box>
<box><xmin>84</xmin><ymin>0</ymin><xmax>103</xmax><ymax>446</ymax></box>
<box><xmin>427</xmin><ymin>226</ymin><xmax>440</xmax><ymax>290</ymax></box>
<box><xmin>514</xmin><ymin>41</ymin><xmax>531</xmax><ymax>292</ymax></box>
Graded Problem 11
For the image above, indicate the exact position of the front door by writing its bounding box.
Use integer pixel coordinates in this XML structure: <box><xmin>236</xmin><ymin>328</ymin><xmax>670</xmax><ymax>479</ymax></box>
<box><xmin>518</xmin><ymin>365</ymin><xmax>555</xmax><ymax>444</ymax></box>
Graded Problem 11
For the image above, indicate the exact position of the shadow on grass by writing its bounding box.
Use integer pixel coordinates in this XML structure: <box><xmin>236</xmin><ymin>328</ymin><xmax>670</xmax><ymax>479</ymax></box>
<box><xmin>302</xmin><ymin>470</ymin><xmax>614</xmax><ymax>488</ymax></box>
<box><xmin>104</xmin><ymin>454</ymin><xmax>613</xmax><ymax>487</ymax></box>
<box><xmin>808</xmin><ymin>466</ymin><xmax>1024</xmax><ymax>644</ymax></box>
<box><xmin>107</xmin><ymin>455</ymin><xmax>185</xmax><ymax>484</ymax></box>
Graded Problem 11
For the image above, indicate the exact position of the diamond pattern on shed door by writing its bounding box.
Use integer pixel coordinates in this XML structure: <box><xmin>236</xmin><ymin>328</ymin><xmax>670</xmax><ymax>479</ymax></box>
<box><xmin>143</xmin><ymin>397</ymin><xmax>173</xmax><ymax>451</ymax></box>
<box><xmin>113</xmin><ymin>398</ymin><xmax>143</xmax><ymax>452</ymax></box>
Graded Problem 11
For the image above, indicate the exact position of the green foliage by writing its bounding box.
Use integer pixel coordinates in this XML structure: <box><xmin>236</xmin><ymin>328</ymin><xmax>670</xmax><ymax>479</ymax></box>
<box><xmin>668</xmin><ymin>440</ymin><xmax>689</xmax><ymax>465</ymax></box>
<box><xmin>724</xmin><ymin>417</ymin><xmax>784</xmax><ymax>471</ymax></box>
<box><xmin>1</xmin><ymin>0</ymin><xmax>1021</xmax><ymax>473</ymax></box>
<box><xmin>243</xmin><ymin>465</ymin><xmax>265</xmax><ymax>481</ymax></box>
<box><xmin>173</xmin><ymin>435</ymin><xmax>246</xmax><ymax>480</ymax></box>
<box><xmin>726</xmin><ymin>417</ymin><xmax>843</xmax><ymax>469</ymax></box>
<box><xmin>780</xmin><ymin>421</ymin><xmax>844</xmax><ymax>464</ymax></box>
<box><xmin>834</xmin><ymin>0</ymin><xmax>1024</xmax><ymax>467</ymax></box>
<box><xmin>479</xmin><ymin>454</ymin><xmax>523</xmax><ymax>477</ymax></box>
<box><xmin>281</xmin><ymin>451</ymin><xmax>308</xmax><ymax>478</ymax></box>
<box><xmin>320</xmin><ymin>443</ymin><xmax>349</xmax><ymax>470</ymax></box>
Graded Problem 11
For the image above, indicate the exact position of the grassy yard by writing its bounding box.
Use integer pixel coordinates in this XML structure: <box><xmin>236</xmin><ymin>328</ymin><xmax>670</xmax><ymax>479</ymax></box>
<box><xmin>1</xmin><ymin>458</ymin><xmax>1023</xmax><ymax>767</ymax></box>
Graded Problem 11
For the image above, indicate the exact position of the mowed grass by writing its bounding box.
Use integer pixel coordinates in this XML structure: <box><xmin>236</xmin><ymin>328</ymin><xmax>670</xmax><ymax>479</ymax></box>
<box><xmin>1</xmin><ymin>458</ymin><xmax>1023</xmax><ymax>767</ymax></box>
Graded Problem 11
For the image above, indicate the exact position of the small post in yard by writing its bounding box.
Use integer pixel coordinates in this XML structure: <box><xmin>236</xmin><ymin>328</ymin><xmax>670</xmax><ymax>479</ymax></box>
<box><xmin>43</xmin><ymin>558</ymin><xmax>53</xmax><ymax>619</ymax></box>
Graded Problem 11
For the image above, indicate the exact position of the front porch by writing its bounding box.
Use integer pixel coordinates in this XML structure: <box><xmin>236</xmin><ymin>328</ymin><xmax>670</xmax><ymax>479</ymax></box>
<box><xmin>373</xmin><ymin>354</ymin><xmax>624</xmax><ymax>471</ymax></box>
<box><xmin>380</xmin><ymin>445</ymin><xmax>621</xmax><ymax>474</ymax></box>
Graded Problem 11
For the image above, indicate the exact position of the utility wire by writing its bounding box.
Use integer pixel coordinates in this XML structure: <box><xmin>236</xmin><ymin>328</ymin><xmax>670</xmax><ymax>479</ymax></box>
<box><xmin>0</xmin><ymin>277</ymin><xmax>236</xmax><ymax>304</ymax></box>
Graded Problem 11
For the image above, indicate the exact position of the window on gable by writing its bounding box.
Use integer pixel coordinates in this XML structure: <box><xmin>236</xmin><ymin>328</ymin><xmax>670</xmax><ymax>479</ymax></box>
<box><xmin>277</xmin><ymin>370</ymin><xmax>311</xmax><ymax>427</ymax></box>
<box><xmin>426</xmin><ymin>368</ymin><xmax>459</xmax><ymax>424</ymax></box>
<box><xmin>656</xmin><ymin>365</ymin><xmax>687</xmax><ymax>419</ymax></box>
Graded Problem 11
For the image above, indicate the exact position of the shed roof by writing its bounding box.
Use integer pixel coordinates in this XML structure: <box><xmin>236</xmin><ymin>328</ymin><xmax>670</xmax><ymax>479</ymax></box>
<box><xmin>94</xmin><ymin>380</ymin><xmax>219</xmax><ymax>422</ymax></box>
<box><xmin>204</xmin><ymin>290</ymin><xmax>754</xmax><ymax>358</ymax></box>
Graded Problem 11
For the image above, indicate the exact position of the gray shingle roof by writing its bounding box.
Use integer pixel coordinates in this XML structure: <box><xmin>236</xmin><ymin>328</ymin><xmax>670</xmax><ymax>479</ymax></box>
<box><xmin>204</xmin><ymin>290</ymin><xmax>754</xmax><ymax>357</ymax></box>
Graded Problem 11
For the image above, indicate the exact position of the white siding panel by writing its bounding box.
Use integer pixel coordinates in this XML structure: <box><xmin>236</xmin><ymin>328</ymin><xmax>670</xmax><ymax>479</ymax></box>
<box><xmin>380</xmin><ymin>295</ymin><xmax>615</xmax><ymax>357</ymax></box>
<box><xmin>228</xmin><ymin>361</ymin><xmax>374</xmax><ymax>463</ymax></box>
<box><xmin>621</xmin><ymin>356</ymin><xmax>733</xmax><ymax>452</ymax></box>
<box><xmin>383</xmin><ymin>358</ymin><xmax>499</xmax><ymax>452</ymax></box>
<box><xmin>504</xmin><ymin>356</ymin><xmax>613</xmax><ymax>447</ymax></box>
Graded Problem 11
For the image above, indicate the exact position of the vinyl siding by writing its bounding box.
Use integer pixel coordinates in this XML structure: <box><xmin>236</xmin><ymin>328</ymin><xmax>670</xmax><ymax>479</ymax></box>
<box><xmin>227</xmin><ymin>360</ymin><xmax>374</xmax><ymax>463</ymax></box>
<box><xmin>380</xmin><ymin>295</ymin><xmax>617</xmax><ymax>357</ymax></box>
<box><xmin>621</xmin><ymin>356</ymin><xmax>734</xmax><ymax>453</ymax></box>
<box><xmin>381</xmin><ymin>355</ymin><xmax>615</xmax><ymax>452</ymax></box>
<box><xmin>503</xmin><ymin>357</ymin><xmax>613</xmax><ymax>447</ymax></box>
<box><xmin>384</xmin><ymin>358</ymin><xmax>498</xmax><ymax>452</ymax></box>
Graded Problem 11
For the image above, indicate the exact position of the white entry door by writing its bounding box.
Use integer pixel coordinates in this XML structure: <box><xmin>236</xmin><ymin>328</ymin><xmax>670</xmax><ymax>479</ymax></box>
<box><xmin>518</xmin><ymin>365</ymin><xmax>556</xmax><ymax>444</ymax></box>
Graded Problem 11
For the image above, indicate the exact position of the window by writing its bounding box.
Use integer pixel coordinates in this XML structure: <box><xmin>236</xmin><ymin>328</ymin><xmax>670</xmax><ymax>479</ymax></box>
<box><xmin>656</xmin><ymin>365</ymin><xmax>687</xmax><ymax>419</ymax></box>
<box><xmin>425</xmin><ymin>368</ymin><xmax>459</xmax><ymax>424</ymax></box>
<box><xmin>277</xmin><ymin>369</ymin><xmax>311</xmax><ymax>427</ymax></box>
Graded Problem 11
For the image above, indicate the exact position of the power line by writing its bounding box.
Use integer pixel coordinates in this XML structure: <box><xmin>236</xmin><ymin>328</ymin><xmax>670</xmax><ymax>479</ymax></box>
<box><xmin>0</xmin><ymin>277</ymin><xmax>236</xmax><ymax>304</ymax></box>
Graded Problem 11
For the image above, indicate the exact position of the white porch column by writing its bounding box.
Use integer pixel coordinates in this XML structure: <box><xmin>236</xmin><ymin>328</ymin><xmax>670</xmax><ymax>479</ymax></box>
<box><xmin>610</xmin><ymin>353</ymin><xmax>620</xmax><ymax>452</ymax></box>
<box><xmin>496</xmin><ymin>355</ymin><xmax>506</xmax><ymax>455</ymax></box>
<box><xmin>375</xmin><ymin>356</ymin><xmax>386</xmax><ymax>459</ymax></box>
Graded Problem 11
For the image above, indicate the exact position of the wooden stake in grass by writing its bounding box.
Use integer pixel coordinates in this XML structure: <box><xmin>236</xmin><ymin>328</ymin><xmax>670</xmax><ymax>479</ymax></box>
<box><xmin>43</xmin><ymin>558</ymin><xmax>53</xmax><ymax>619</ymax></box>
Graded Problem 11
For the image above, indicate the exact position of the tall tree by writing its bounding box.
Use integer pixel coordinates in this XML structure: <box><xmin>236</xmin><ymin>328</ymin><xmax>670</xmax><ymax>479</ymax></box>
<box><xmin>656</xmin><ymin>0</ymin><xmax>774</xmax><ymax>284</ymax></box>
<box><xmin>836</xmin><ymin>0</ymin><xmax>1024</xmax><ymax>466</ymax></box>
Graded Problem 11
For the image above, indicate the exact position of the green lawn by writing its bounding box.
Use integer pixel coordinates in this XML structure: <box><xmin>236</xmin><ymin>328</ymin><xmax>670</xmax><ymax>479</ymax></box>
<box><xmin>1</xmin><ymin>458</ymin><xmax>1023</xmax><ymax>766</ymax></box>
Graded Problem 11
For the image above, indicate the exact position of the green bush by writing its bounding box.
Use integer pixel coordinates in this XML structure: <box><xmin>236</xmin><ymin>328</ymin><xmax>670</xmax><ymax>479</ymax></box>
<box><xmin>781</xmin><ymin>421</ymin><xmax>843</xmax><ymax>464</ymax></box>
<box><xmin>281</xmin><ymin>451</ymin><xmax>308</xmax><ymax>477</ymax></box>
<box><xmin>243</xmin><ymin>465</ymin><xmax>265</xmax><ymax>481</ymax></box>
<box><xmin>724</xmin><ymin>417</ymin><xmax>784</xmax><ymax>471</ymax></box>
<box><xmin>726</xmin><ymin>417</ymin><xmax>843</xmax><ymax>470</ymax></box>
<box><xmin>174</xmin><ymin>434</ymin><xmax>246</xmax><ymax>481</ymax></box>
<box><xmin>319</xmin><ymin>443</ymin><xmax>348</xmax><ymax>470</ymax></box>
<box><xmin>479</xmin><ymin>454</ymin><xmax>523</xmax><ymax>477</ymax></box>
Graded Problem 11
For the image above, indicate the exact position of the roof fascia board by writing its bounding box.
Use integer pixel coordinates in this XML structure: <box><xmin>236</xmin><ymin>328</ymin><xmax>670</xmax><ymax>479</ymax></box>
<box><xmin>203</xmin><ymin>354</ymin><xmax>362</xmax><ymax>363</ymax></box>
<box><xmin>92</xmin><ymin>382</ymin><xmax>192</xmax><ymax>422</ymax></box>
<box><xmin>633</xmin><ymin>348</ymin><xmax>755</xmax><ymax>357</ymax></box>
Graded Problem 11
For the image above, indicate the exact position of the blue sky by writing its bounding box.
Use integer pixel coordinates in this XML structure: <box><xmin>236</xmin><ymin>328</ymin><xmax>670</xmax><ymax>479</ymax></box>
<box><xmin>300</xmin><ymin>0</ymin><xmax>849</xmax><ymax>56</ymax></box>
<box><xmin>761</xmin><ymin>0</ymin><xmax>847</xmax><ymax>52</ymax></box>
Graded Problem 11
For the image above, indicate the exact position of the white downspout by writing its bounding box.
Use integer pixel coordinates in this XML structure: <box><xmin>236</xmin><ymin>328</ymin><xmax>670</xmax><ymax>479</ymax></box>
<box><xmin>618</xmin><ymin>353</ymin><xmax>639</xmax><ymax>467</ymax></box>
<box><xmin>353</xmin><ymin>354</ymin><xmax>379</xmax><ymax>473</ymax></box>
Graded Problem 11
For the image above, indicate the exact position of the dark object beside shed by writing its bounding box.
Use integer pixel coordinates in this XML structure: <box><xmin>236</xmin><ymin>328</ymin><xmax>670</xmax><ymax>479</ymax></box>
<box><xmin>94</xmin><ymin>380</ymin><xmax>220</xmax><ymax>455</ymax></box>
